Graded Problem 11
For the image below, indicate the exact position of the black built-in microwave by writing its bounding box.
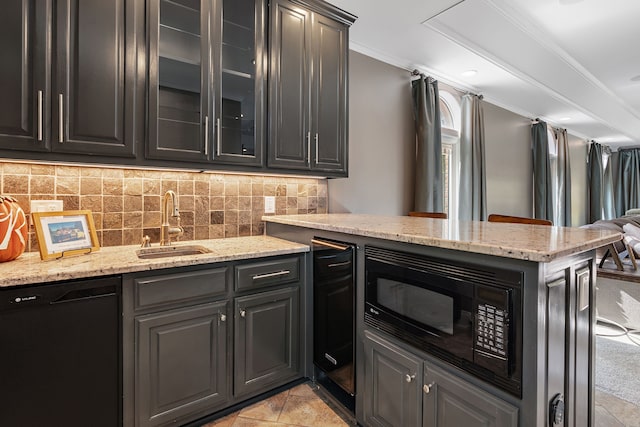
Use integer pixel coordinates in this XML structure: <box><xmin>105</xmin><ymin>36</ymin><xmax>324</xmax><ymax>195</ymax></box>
<box><xmin>364</xmin><ymin>246</ymin><xmax>523</xmax><ymax>397</ymax></box>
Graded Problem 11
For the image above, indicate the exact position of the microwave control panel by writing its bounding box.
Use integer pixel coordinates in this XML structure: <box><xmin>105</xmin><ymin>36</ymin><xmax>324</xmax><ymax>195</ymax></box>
<box><xmin>475</xmin><ymin>303</ymin><xmax>508</xmax><ymax>359</ymax></box>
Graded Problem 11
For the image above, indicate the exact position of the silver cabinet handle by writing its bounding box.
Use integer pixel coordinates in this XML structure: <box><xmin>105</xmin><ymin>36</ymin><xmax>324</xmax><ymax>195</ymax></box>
<box><xmin>219</xmin><ymin>312</ymin><xmax>226</xmax><ymax>322</ymax></box>
<box><xmin>314</xmin><ymin>133</ymin><xmax>319</xmax><ymax>164</ymax></box>
<box><xmin>311</xmin><ymin>238</ymin><xmax>351</xmax><ymax>251</ymax></box>
<box><xmin>252</xmin><ymin>270</ymin><xmax>290</xmax><ymax>280</ymax></box>
<box><xmin>405</xmin><ymin>374</ymin><xmax>416</xmax><ymax>383</ymax></box>
<box><xmin>216</xmin><ymin>117</ymin><xmax>221</xmax><ymax>156</ymax></box>
<box><xmin>328</xmin><ymin>261</ymin><xmax>351</xmax><ymax>268</ymax></box>
<box><xmin>58</xmin><ymin>93</ymin><xmax>64</xmax><ymax>143</ymax></box>
<box><xmin>423</xmin><ymin>382</ymin><xmax>436</xmax><ymax>393</ymax></box>
<box><xmin>37</xmin><ymin>90</ymin><xmax>43</xmax><ymax>141</ymax></box>
<box><xmin>239</xmin><ymin>308</ymin><xmax>246</xmax><ymax>318</ymax></box>
<box><xmin>204</xmin><ymin>115</ymin><xmax>209</xmax><ymax>155</ymax></box>
<box><xmin>306</xmin><ymin>131</ymin><xmax>311</xmax><ymax>164</ymax></box>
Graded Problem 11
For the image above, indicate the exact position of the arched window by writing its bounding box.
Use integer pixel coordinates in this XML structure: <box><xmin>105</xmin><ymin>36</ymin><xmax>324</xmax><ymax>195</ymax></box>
<box><xmin>439</xmin><ymin>90</ymin><xmax>461</xmax><ymax>218</ymax></box>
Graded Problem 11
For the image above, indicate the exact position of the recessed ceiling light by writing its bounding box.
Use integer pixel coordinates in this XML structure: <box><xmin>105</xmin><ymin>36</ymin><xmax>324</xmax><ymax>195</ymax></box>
<box><xmin>461</xmin><ymin>69</ymin><xmax>477</xmax><ymax>77</ymax></box>
<box><xmin>559</xmin><ymin>117</ymin><xmax>571</xmax><ymax>121</ymax></box>
<box><xmin>631</xmin><ymin>74</ymin><xmax>640</xmax><ymax>82</ymax></box>
<box><xmin>559</xmin><ymin>0</ymin><xmax>584</xmax><ymax>5</ymax></box>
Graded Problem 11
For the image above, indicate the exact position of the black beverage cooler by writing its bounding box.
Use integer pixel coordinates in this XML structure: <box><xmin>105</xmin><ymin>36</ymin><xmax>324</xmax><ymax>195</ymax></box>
<box><xmin>312</xmin><ymin>237</ymin><xmax>356</xmax><ymax>411</ymax></box>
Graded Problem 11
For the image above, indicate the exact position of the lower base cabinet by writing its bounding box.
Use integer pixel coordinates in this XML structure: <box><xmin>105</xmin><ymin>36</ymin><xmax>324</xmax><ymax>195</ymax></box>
<box><xmin>234</xmin><ymin>287</ymin><xmax>300</xmax><ymax>397</ymax></box>
<box><xmin>124</xmin><ymin>256</ymin><xmax>303</xmax><ymax>427</ymax></box>
<box><xmin>363</xmin><ymin>330</ymin><xmax>518</xmax><ymax>427</ymax></box>
<box><xmin>136</xmin><ymin>301</ymin><xmax>230</xmax><ymax>427</ymax></box>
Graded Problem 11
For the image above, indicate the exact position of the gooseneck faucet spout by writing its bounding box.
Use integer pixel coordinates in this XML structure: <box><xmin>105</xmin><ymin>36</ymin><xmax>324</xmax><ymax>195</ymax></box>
<box><xmin>160</xmin><ymin>190</ymin><xmax>184</xmax><ymax>246</ymax></box>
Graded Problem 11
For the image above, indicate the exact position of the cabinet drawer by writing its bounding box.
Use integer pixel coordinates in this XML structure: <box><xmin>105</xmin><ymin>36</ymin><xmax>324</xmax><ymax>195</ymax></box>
<box><xmin>134</xmin><ymin>267</ymin><xmax>228</xmax><ymax>311</ymax></box>
<box><xmin>235</xmin><ymin>256</ymin><xmax>300</xmax><ymax>291</ymax></box>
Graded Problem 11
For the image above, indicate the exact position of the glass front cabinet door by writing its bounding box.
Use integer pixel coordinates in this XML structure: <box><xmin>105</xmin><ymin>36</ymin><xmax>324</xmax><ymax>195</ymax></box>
<box><xmin>148</xmin><ymin>0</ymin><xmax>265</xmax><ymax>166</ymax></box>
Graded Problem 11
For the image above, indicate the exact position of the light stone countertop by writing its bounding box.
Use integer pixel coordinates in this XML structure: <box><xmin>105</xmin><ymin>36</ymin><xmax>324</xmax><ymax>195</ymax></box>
<box><xmin>0</xmin><ymin>236</ymin><xmax>309</xmax><ymax>288</ymax></box>
<box><xmin>263</xmin><ymin>213</ymin><xmax>621</xmax><ymax>262</ymax></box>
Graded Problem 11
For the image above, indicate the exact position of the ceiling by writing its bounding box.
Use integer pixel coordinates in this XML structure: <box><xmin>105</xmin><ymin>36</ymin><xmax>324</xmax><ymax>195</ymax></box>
<box><xmin>329</xmin><ymin>0</ymin><xmax>640</xmax><ymax>150</ymax></box>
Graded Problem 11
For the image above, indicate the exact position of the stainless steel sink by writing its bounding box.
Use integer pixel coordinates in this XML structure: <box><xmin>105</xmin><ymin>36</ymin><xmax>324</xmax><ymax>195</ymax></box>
<box><xmin>136</xmin><ymin>244</ymin><xmax>212</xmax><ymax>259</ymax></box>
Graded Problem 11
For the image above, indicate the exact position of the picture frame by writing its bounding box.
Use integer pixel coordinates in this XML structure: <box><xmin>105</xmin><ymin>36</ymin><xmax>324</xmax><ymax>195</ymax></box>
<box><xmin>32</xmin><ymin>210</ymin><xmax>100</xmax><ymax>260</ymax></box>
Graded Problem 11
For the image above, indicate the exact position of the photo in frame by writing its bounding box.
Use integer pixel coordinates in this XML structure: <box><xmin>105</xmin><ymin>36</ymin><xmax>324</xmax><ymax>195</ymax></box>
<box><xmin>32</xmin><ymin>210</ymin><xmax>100</xmax><ymax>260</ymax></box>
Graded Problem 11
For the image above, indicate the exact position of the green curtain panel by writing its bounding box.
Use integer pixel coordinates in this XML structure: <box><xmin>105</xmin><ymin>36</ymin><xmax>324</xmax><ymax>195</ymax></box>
<box><xmin>588</xmin><ymin>142</ymin><xmax>615</xmax><ymax>222</ymax></box>
<box><xmin>411</xmin><ymin>76</ymin><xmax>443</xmax><ymax>213</ymax></box>
<box><xmin>532</xmin><ymin>121</ymin><xmax>553</xmax><ymax>221</ymax></box>
<box><xmin>458</xmin><ymin>93</ymin><xmax>486</xmax><ymax>221</ymax></box>
<box><xmin>555</xmin><ymin>128</ymin><xmax>572</xmax><ymax>226</ymax></box>
<box><xmin>615</xmin><ymin>148</ymin><xmax>640</xmax><ymax>216</ymax></box>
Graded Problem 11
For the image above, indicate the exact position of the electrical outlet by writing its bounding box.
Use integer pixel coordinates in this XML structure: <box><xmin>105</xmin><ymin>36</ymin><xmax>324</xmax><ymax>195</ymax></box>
<box><xmin>264</xmin><ymin>196</ymin><xmax>276</xmax><ymax>214</ymax></box>
<box><xmin>30</xmin><ymin>200</ymin><xmax>63</xmax><ymax>213</ymax></box>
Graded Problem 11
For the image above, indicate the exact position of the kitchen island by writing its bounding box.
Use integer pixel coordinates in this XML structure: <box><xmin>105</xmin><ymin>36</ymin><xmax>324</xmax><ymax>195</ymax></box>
<box><xmin>263</xmin><ymin>213</ymin><xmax>621</xmax><ymax>427</ymax></box>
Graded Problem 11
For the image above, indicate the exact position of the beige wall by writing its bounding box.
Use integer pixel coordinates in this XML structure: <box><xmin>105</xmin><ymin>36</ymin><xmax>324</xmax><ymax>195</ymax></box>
<box><xmin>569</xmin><ymin>134</ymin><xmax>589</xmax><ymax>226</ymax></box>
<box><xmin>483</xmin><ymin>102</ymin><xmax>534</xmax><ymax>218</ymax></box>
<box><xmin>328</xmin><ymin>51</ymin><xmax>415</xmax><ymax>215</ymax></box>
<box><xmin>332</xmin><ymin>51</ymin><xmax>591</xmax><ymax>225</ymax></box>
<box><xmin>0</xmin><ymin>161</ymin><xmax>327</xmax><ymax>252</ymax></box>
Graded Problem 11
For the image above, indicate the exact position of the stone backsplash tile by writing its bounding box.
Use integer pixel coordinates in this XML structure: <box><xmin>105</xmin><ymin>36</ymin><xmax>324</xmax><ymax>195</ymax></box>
<box><xmin>0</xmin><ymin>161</ymin><xmax>328</xmax><ymax>251</ymax></box>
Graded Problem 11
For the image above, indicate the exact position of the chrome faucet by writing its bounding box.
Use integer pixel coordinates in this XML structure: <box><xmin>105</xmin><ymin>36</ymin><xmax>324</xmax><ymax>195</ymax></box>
<box><xmin>160</xmin><ymin>190</ymin><xmax>184</xmax><ymax>246</ymax></box>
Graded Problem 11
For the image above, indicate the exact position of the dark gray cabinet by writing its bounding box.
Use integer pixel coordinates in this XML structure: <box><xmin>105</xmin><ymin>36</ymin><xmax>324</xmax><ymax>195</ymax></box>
<box><xmin>216</xmin><ymin>0</ymin><xmax>266</xmax><ymax>166</ymax></box>
<box><xmin>268</xmin><ymin>0</ymin><xmax>353</xmax><ymax>175</ymax></box>
<box><xmin>364</xmin><ymin>330</ymin><xmax>517</xmax><ymax>427</ymax></box>
<box><xmin>136</xmin><ymin>301</ymin><xmax>229</xmax><ymax>427</ymax></box>
<box><xmin>0</xmin><ymin>1</ymin><xmax>49</xmax><ymax>152</ymax></box>
<box><xmin>363</xmin><ymin>330</ymin><xmax>423</xmax><ymax>427</ymax></box>
<box><xmin>124</xmin><ymin>266</ymin><xmax>231</xmax><ymax>427</ymax></box>
<box><xmin>234</xmin><ymin>286</ymin><xmax>300</xmax><ymax>397</ymax></box>
<box><xmin>147</xmin><ymin>0</ymin><xmax>265</xmax><ymax>166</ymax></box>
<box><xmin>0</xmin><ymin>0</ymin><xmax>138</xmax><ymax>156</ymax></box>
<box><xmin>123</xmin><ymin>255</ymin><xmax>303</xmax><ymax>427</ymax></box>
<box><xmin>423</xmin><ymin>364</ymin><xmax>518</xmax><ymax>427</ymax></box>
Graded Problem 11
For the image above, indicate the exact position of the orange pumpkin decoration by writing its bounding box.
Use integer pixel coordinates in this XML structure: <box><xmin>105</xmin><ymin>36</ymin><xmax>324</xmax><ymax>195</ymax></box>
<box><xmin>0</xmin><ymin>196</ymin><xmax>28</xmax><ymax>262</ymax></box>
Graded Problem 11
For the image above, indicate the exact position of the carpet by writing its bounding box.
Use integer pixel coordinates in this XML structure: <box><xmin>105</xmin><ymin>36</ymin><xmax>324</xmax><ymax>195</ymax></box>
<box><xmin>596</xmin><ymin>335</ymin><xmax>640</xmax><ymax>406</ymax></box>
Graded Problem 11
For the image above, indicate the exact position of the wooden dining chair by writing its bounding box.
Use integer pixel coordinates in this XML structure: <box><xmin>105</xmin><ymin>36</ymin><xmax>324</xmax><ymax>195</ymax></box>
<box><xmin>408</xmin><ymin>211</ymin><xmax>448</xmax><ymax>219</ymax></box>
<box><xmin>487</xmin><ymin>213</ymin><xmax>552</xmax><ymax>226</ymax></box>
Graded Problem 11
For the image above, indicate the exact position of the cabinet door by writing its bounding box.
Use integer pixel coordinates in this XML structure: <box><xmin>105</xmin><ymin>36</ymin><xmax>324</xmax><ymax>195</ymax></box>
<box><xmin>136</xmin><ymin>301</ymin><xmax>229</xmax><ymax>427</ymax></box>
<box><xmin>363</xmin><ymin>331</ymin><xmax>422</xmax><ymax>427</ymax></box>
<box><xmin>147</xmin><ymin>0</ymin><xmax>213</xmax><ymax>162</ymax></box>
<box><xmin>0</xmin><ymin>0</ymin><xmax>49</xmax><ymax>152</ymax></box>
<box><xmin>310</xmin><ymin>13</ymin><xmax>348</xmax><ymax>174</ymax></box>
<box><xmin>422</xmin><ymin>363</ymin><xmax>518</xmax><ymax>427</ymax></box>
<box><xmin>213</xmin><ymin>0</ymin><xmax>265</xmax><ymax>166</ymax></box>
<box><xmin>53</xmin><ymin>0</ymin><xmax>136</xmax><ymax>156</ymax></box>
<box><xmin>234</xmin><ymin>286</ymin><xmax>300</xmax><ymax>397</ymax></box>
<box><xmin>268</xmin><ymin>0</ymin><xmax>311</xmax><ymax>170</ymax></box>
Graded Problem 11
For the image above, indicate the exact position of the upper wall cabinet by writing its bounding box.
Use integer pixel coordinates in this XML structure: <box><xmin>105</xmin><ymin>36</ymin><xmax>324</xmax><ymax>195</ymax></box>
<box><xmin>147</xmin><ymin>0</ymin><xmax>266</xmax><ymax>166</ymax></box>
<box><xmin>0</xmin><ymin>0</ymin><xmax>139</xmax><ymax>157</ymax></box>
<box><xmin>268</xmin><ymin>0</ymin><xmax>355</xmax><ymax>176</ymax></box>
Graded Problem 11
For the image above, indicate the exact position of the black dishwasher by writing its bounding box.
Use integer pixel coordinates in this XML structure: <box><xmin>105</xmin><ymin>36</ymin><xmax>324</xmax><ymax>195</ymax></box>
<box><xmin>312</xmin><ymin>237</ymin><xmax>355</xmax><ymax>411</ymax></box>
<box><xmin>0</xmin><ymin>276</ymin><xmax>121</xmax><ymax>426</ymax></box>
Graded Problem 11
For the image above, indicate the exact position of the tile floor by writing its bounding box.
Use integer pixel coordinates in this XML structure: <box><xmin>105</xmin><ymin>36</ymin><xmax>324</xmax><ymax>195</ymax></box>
<box><xmin>201</xmin><ymin>383</ymin><xmax>351</xmax><ymax>427</ymax></box>
<box><xmin>201</xmin><ymin>361</ymin><xmax>640</xmax><ymax>427</ymax></box>
<box><xmin>596</xmin><ymin>389</ymin><xmax>640</xmax><ymax>427</ymax></box>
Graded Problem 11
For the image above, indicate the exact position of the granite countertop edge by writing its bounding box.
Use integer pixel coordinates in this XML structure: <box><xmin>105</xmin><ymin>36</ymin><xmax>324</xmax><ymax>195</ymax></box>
<box><xmin>0</xmin><ymin>235</ymin><xmax>309</xmax><ymax>289</ymax></box>
<box><xmin>263</xmin><ymin>213</ymin><xmax>622</xmax><ymax>263</ymax></box>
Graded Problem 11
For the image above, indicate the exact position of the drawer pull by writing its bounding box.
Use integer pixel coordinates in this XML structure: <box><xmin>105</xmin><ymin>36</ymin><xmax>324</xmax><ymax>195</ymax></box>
<box><xmin>324</xmin><ymin>353</ymin><xmax>338</xmax><ymax>365</ymax></box>
<box><xmin>328</xmin><ymin>261</ymin><xmax>351</xmax><ymax>268</ymax></box>
<box><xmin>252</xmin><ymin>270</ymin><xmax>290</xmax><ymax>280</ymax></box>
